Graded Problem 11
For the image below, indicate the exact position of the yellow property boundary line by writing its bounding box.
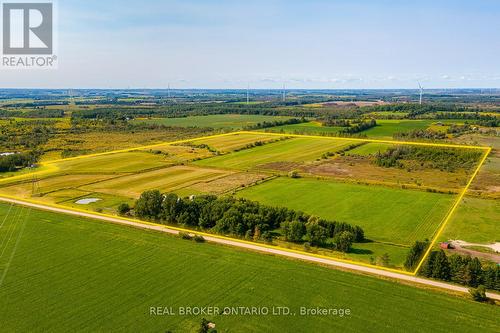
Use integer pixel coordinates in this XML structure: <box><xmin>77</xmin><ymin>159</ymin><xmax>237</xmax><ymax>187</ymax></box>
<box><xmin>413</xmin><ymin>146</ymin><xmax>491</xmax><ymax>273</ymax></box>
<box><xmin>0</xmin><ymin>130</ymin><xmax>491</xmax><ymax>276</ymax></box>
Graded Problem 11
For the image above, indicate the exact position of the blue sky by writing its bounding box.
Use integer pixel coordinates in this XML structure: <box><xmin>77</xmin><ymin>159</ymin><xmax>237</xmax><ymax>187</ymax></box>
<box><xmin>2</xmin><ymin>0</ymin><xmax>500</xmax><ymax>88</ymax></box>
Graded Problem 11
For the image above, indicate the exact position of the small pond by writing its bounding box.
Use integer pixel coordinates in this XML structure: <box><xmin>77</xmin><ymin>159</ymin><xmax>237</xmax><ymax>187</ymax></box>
<box><xmin>75</xmin><ymin>198</ymin><xmax>101</xmax><ymax>205</ymax></box>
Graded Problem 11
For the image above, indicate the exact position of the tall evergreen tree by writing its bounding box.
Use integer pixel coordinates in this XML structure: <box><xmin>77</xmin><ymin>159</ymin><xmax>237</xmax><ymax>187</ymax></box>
<box><xmin>420</xmin><ymin>251</ymin><xmax>437</xmax><ymax>277</ymax></box>
<box><xmin>465</xmin><ymin>258</ymin><xmax>483</xmax><ymax>287</ymax></box>
<box><xmin>449</xmin><ymin>254</ymin><xmax>468</xmax><ymax>284</ymax></box>
<box><xmin>431</xmin><ymin>250</ymin><xmax>451</xmax><ymax>280</ymax></box>
<box><xmin>404</xmin><ymin>240</ymin><xmax>428</xmax><ymax>271</ymax></box>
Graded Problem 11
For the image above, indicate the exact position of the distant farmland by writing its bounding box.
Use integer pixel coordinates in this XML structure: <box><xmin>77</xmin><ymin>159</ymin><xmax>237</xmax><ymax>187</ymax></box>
<box><xmin>265</xmin><ymin>119</ymin><xmax>464</xmax><ymax>139</ymax></box>
<box><xmin>1</xmin><ymin>203</ymin><xmax>498</xmax><ymax>333</ymax></box>
<box><xmin>265</xmin><ymin>121</ymin><xmax>343</xmax><ymax>135</ymax></box>
<box><xmin>360</xmin><ymin>120</ymin><xmax>437</xmax><ymax>138</ymax></box>
<box><xmin>132</xmin><ymin>114</ymin><xmax>292</xmax><ymax>129</ymax></box>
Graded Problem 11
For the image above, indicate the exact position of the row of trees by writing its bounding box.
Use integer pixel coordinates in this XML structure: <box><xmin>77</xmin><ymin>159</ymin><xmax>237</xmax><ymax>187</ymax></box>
<box><xmin>70</xmin><ymin>102</ymin><xmax>322</xmax><ymax>120</ymax></box>
<box><xmin>420</xmin><ymin>250</ymin><xmax>500</xmax><ymax>291</ymax></box>
<box><xmin>0</xmin><ymin>151</ymin><xmax>40</xmax><ymax>172</ymax></box>
<box><xmin>281</xmin><ymin>217</ymin><xmax>364</xmax><ymax>251</ymax></box>
<box><xmin>182</xmin><ymin>137</ymin><xmax>288</xmax><ymax>156</ymax></box>
<box><xmin>339</xmin><ymin>119</ymin><xmax>377</xmax><ymax>135</ymax></box>
<box><xmin>3</xmin><ymin>101</ymin><xmax>68</xmax><ymax>108</ymax></box>
<box><xmin>232</xmin><ymin>137</ymin><xmax>289</xmax><ymax>152</ymax></box>
<box><xmin>133</xmin><ymin>191</ymin><xmax>364</xmax><ymax>252</ymax></box>
<box><xmin>0</xmin><ymin>108</ymin><xmax>64</xmax><ymax>118</ymax></box>
<box><xmin>393</xmin><ymin>129</ymin><xmax>446</xmax><ymax>140</ymax></box>
<box><xmin>361</xmin><ymin>103</ymin><xmax>469</xmax><ymax>118</ymax></box>
<box><xmin>0</xmin><ymin>109</ymin><xmax>64</xmax><ymax>118</ymax></box>
<box><xmin>435</xmin><ymin>112</ymin><xmax>499</xmax><ymax>127</ymax></box>
<box><xmin>243</xmin><ymin>117</ymin><xmax>306</xmax><ymax>130</ymax></box>
<box><xmin>320</xmin><ymin>143</ymin><xmax>365</xmax><ymax>159</ymax></box>
<box><xmin>320</xmin><ymin>118</ymin><xmax>351</xmax><ymax>127</ymax></box>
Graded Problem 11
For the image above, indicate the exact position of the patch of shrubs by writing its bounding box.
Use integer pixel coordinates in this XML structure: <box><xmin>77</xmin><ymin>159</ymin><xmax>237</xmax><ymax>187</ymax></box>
<box><xmin>393</xmin><ymin>129</ymin><xmax>446</xmax><ymax>140</ymax></box>
<box><xmin>193</xmin><ymin>235</ymin><xmax>205</xmax><ymax>243</ymax></box>
<box><xmin>469</xmin><ymin>285</ymin><xmax>488</xmax><ymax>302</ymax></box>
<box><xmin>178</xmin><ymin>231</ymin><xmax>193</xmax><ymax>240</ymax></box>
<box><xmin>375</xmin><ymin>146</ymin><xmax>482</xmax><ymax>172</ymax></box>
<box><xmin>179</xmin><ymin>232</ymin><xmax>205</xmax><ymax>242</ymax></box>
<box><xmin>117</xmin><ymin>203</ymin><xmax>131</xmax><ymax>215</ymax></box>
<box><xmin>339</xmin><ymin>119</ymin><xmax>377</xmax><ymax>135</ymax></box>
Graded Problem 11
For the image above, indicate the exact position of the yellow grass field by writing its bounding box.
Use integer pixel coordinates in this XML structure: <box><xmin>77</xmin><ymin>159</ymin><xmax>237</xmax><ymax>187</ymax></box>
<box><xmin>188</xmin><ymin>132</ymin><xmax>285</xmax><ymax>152</ymax></box>
<box><xmin>0</xmin><ymin>174</ymin><xmax>116</xmax><ymax>198</ymax></box>
<box><xmin>82</xmin><ymin>165</ymin><xmax>232</xmax><ymax>198</ymax></box>
<box><xmin>194</xmin><ymin>137</ymin><xmax>358</xmax><ymax>171</ymax></box>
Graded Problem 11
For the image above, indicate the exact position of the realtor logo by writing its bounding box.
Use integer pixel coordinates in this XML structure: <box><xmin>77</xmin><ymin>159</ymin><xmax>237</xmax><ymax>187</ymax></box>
<box><xmin>1</xmin><ymin>1</ymin><xmax>57</xmax><ymax>68</ymax></box>
<box><xmin>3</xmin><ymin>2</ymin><xmax>52</xmax><ymax>54</ymax></box>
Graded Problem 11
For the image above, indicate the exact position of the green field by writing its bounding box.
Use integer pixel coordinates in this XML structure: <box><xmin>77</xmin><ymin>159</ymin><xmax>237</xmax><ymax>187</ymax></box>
<box><xmin>360</xmin><ymin>120</ymin><xmax>435</xmax><ymax>139</ymax></box>
<box><xmin>194</xmin><ymin>137</ymin><xmax>356</xmax><ymax>170</ymax></box>
<box><xmin>265</xmin><ymin>120</ymin><xmax>465</xmax><ymax>140</ymax></box>
<box><xmin>361</xmin><ymin>119</ymin><xmax>463</xmax><ymax>139</ymax></box>
<box><xmin>265</xmin><ymin>119</ymin><xmax>439</xmax><ymax>138</ymax></box>
<box><xmin>188</xmin><ymin>132</ymin><xmax>282</xmax><ymax>152</ymax></box>
<box><xmin>237</xmin><ymin>177</ymin><xmax>456</xmax><ymax>246</ymax></box>
<box><xmin>132</xmin><ymin>114</ymin><xmax>292</xmax><ymax>129</ymax></box>
<box><xmin>440</xmin><ymin>197</ymin><xmax>500</xmax><ymax>244</ymax></box>
<box><xmin>0</xmin><ymin>203</ymin><xmax>498</xmax><ymax>332</ymax></box>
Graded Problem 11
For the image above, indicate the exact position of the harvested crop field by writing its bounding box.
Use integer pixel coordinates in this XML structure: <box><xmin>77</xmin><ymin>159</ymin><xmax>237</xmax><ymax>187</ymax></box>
<box><xmin>185</xmin><ymin>172</ymin><xmax>270</xmax><ymax>194</ymax></box>
<box><xmin>187</xmin><ymin>132</ymin><xmax>284</xmax><ymax>152</ymax></box>
<box><xmin>82</xmin><ymin>165</ymin><xmax>232</xmax><ymax>198</ymax></box>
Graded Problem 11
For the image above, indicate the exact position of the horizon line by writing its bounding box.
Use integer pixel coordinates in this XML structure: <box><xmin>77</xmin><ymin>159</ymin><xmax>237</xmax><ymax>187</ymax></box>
<box><xmin>1</xmin><ymin>87</ymin><xmax>500</xmax><ymax>91</ymax></box>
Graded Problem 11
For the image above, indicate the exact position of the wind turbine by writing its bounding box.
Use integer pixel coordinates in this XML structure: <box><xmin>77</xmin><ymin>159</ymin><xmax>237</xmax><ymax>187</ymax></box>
<box><xmin>282</xmin><ymin>83</ymin><xmax>286</xmax><ymax>102</ymax></box>
<box><xmin>418</xmin><ymin>83</ymin><xmax>423</xmax><ymax>105</ymax></box>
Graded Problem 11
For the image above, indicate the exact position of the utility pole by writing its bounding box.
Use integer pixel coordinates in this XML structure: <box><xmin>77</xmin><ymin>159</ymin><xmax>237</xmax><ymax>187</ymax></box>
<box><xmin>31</xmin><ymin>174</ymin><xmax>40</xmax><ymax>197</ymax></box>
